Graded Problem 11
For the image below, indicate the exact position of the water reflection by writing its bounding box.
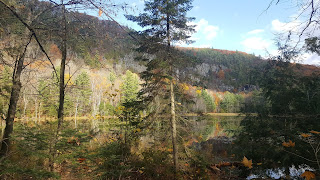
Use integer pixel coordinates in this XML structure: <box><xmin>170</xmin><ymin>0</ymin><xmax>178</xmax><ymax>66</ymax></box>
<box><xmin>189</xmin><ymin>115</ymin><xmax>243</xmax><ymax>140</ymax></box>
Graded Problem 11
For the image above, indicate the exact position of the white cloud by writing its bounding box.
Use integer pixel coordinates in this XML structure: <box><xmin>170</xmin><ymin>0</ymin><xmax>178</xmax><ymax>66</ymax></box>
<box><xmin>271</xmin><ymin>19</ymin><xmax>301</xmax><ymax>33</ymax></box>
<box><xmin>301</xmin><ymin>53</ymin><xmax>320</xmax><ymax>65</ymax></box>
<box><xmin>247</xmin><ymin>29</ymin><xmax>264</xmax><ymax>35</ymax></box>
<box><xmin>204</xmin><ymin>25</ymin><xmax>219</xmax><ymax>40</ymax></box>
<box><xmin>191</xmin><ymin>19</ymin><xmax>220</xmax><ymax>40</ymax></box>
<box><xmin>178</xmin><ymin>19</ymin><xmax>219</xmax><ymax>47</ymax></box>
<box><xmin>241</xmin><ymin>37</ymin><xmax>271</xmax><ymax>51</ymax></box>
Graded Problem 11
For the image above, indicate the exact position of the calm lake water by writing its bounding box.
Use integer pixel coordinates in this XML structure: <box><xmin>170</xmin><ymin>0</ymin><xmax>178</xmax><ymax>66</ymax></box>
<box><xmin>189</xmin><ymin>115</ymin><xmax>243</xmax><ymax>140</ymax></box>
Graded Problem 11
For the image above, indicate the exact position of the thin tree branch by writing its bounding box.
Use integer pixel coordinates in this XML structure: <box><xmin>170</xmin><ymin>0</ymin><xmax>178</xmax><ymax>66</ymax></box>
<box><xmin>86</xmin><ymin>0</ymin><xmax>139</xmax><ymax>42</ymax></box>
<box><xmin>299</xmin><ymin>0</ymin><xmax>315</xmax><ymax>38</ymax></box>
<box><xmin>283</xmin><ymin>149</ymin><xmax>318</xmax><ymax>163</ymax></box>
<box><xmin>0</xmin><ymin>0</ymin><xmax>59</xmax><ymax>81</ymax></box>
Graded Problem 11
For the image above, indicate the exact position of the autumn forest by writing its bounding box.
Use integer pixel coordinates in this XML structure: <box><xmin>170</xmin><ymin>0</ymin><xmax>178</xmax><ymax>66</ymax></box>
<box><xmin>0</xmin><ymin>0</ymin><xmax>320</xmax><ymax>179</ymax></box>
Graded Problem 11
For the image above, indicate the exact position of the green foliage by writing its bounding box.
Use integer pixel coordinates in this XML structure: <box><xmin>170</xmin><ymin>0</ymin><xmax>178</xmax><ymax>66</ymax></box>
<box><xmin>0</xmin><ymin>66</ymin><xmax>11</xmax><ymax>117</ymax></box>
<box><xmin>121</xmin><ymin>70</ymin><xmax>139</xmax><ymax>103</ymax></box>
<box><xmin>305</xmin><ymin>37</ymin><xmax>320</xmax><ymax>55</ymax></box>
<box><xmin>83</xmin><ymin>52</ymin><xmax>101</xmax><ymax>69</ymax></box>
<box><xmin>220</xmin><ymin>92</ymin><xmax>244</xmax><ymax>113</ymax></box>
<box><xmin>260</xmin><ymin>61</ymin><xmax>320</xmax><ymax>115</ymax></box>
<box><xmin>242</xmin><ymin>90</ymin><xmax>268</xmax><ymax>114</ymax></box>
<box><xmin>99</xmin><ymin>102</ymin><xmax>115</xmax><ymax>116</ymax></box>
<box><xmin>200</xmin><ymin>90</ymin><xmax>215</xmax><ymax>112</ymax></box>
<box><xmin>108</xmin><ymin>71</ymin><xmax>117</xmax><ymax>84</ymax></box>
<box><xmin>187</xmin><ymin>152</ymin><xmax>211</xmax><ymax>179</ymax></box>
<box><xmin>95</xmin><ymin>142</ymin><xmax>132</xmax><ymax>179</ymax></box>
<box><xmin>0</xmin><ymin>122</ymin><xmax>57</xmax><ymax>179</ymax></box>
<box><xmin>135</xmin><ymin>149</ymin><xmax>174</xmax><ymax>179</ymax></box>
<box><xmin>236</xmin><ymin>59</ymin><xmax>320</xmax><ymax>172</ymax></box>
<box><xmin>74</xmin><ymin>71</ymin><xmax>92</xmax><ymax>116</ymax></box>
<box><xmin>75</xmin><ymin>71</ymin><xmax>90</xmax><ymax>87</ymax></box>
<box><xmin>126</xmin><ymin>0</ymin><xmax>196</xmax><ymax>72</ymax></box>
<box><xmin>95</xmin><ymin>142</ymin><xmax>177</xmax><ymax>179</ymax></box>
<box><xmin>38</xmin><ymin>79</ymin><xmax>58</xmax><ymax>117</ymax></box>
<box><xmin>182</xmin><ymin>48</ymin><xmax>266</xmax><ymax>90</ymax></box>
<box><xmin>126</xmin><ymin>0</ymin><xmax>195</xmax><ymax>44</ymax></box>
<box><xmin>0</xmin><ymin>121</ymin><xmax>95</xmax><ymax>179</ymax></box>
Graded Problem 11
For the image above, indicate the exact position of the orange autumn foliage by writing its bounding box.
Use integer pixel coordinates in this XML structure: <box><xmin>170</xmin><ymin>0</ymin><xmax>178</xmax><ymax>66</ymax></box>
<box><xmin>27</xmin><ymin>60</ymin><xmax>52</xmax><ymax>70</ymax></box>
<box><xmin>301</xmin><ymin>171</ymin><xmax>316</xmax><ymax>180</ymax></box>
<box><xmin>99</xmin><ymin>8</ymin><xmax>103</xmax><ymax>17</ymax></box>
<box><xmin>217</xmin><ymin>69</ymin><xmax>225</xmax><ymax>79</ymax></box>
<box><xmin>242</xmin><ymin>156</ymin><xmax>252</xmax><ymax>169</ymax></box>
<box><xmin>78</xmin><ymin>158</ymin><xmax>86</xmax><ymax>163</ymax></box>
<box><xmin>301</xmin><ymin>133</ymin><xmax>312</xmax><ymax>138</ymax></box>
<box><xmin>282</xmin><ymin>140</ymin><xmax>295</xmax><ymax>147</ymax></box>
<box><xmin>310</xmin><ymin>130</ymin><xmax>320</xmax><ymax>134</ymax></box>
<box><xmin>49</xmin><ymin>44</ymin><xmax>62</xmax><ymax>58</ymax></box>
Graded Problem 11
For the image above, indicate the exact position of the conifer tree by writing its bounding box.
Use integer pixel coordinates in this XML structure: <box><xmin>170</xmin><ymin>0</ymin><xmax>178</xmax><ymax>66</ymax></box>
<box><xmin>126</xmin><ymin>0</ymin><xmax>195</xmax><ymax>173</ymax></box>
<box><xmin>121</xmin><ymin>70</ymin><xmax>139</xmax><ymax>103</ymax></box>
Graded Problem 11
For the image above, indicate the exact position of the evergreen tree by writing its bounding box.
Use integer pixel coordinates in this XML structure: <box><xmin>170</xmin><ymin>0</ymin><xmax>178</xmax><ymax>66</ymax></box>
<box><xmin>73</xmin><ymin>71</ymin><xmax>91</xmax><ymax>128</ymax></box>
<box><xmin>121</xmin><ymin>70</ymin><xmax>139</xmax><ymax>103</ymax></box>
<box><xmin>126</xmin><ymin>0</ymin><xmax>195</xmax><ymax>173</ymax></box>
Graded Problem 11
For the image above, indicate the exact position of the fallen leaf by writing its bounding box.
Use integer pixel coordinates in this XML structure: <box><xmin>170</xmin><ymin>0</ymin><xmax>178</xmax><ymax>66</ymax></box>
<box><xmin>282</xmin><ymin>140</ymin><xmax>295</xmax><ymax>147</ymax></box>
<box><xmin>310</xmin><ymin>130</ymin><xmax>320</xmax><ymax>134</ymax></box>
<box><xmin>78</xmin><ymin>158</ymin><xmax>86</xmax><ymax>163</ymax></box>
<box><xmin>301</xmin><ymin>133</ymin><xmax>312</xmax><ymax>138</ymax></box>
<box><xmin>242</xmin><ymin>156</ymin><xmax>253</xmax><ymax>169</ymax></box>
<box><xmin>301</xmin><ymin>171</ymin><xmax>315</xmax><ymax>180</ymax></box>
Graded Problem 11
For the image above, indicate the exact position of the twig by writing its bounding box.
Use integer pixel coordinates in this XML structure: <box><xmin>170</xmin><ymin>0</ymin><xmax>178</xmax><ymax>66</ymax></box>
<box><xmin>283</xmin><ymin>149</ymin><xmax>318</xmax><ymax>163</ymax></box>
<box><xmin>0</xmin><ymin>0</ymin><xmax>59</xmax><ymax>81</ymax></box>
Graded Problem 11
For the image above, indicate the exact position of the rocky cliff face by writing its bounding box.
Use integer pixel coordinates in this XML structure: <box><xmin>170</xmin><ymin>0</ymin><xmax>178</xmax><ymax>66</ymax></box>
<box><xmin>176</xmin><ymin>47</ymin><xmax>265</xmax><ymax>92</ymax></box>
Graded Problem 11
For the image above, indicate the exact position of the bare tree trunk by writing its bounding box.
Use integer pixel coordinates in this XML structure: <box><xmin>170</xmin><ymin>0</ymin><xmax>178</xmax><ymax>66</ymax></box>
<box><xmin>49</xmin><ymin>1</ymin><xmax>67</xmax><ymax>171</ymax></box>
<box><xmin>0</xmin><ymin>35</ymin><xmax>32</xmax><ymax>157</ymax></box>
<box><xmin>74</xmin><ymin>96</ymin><xmax>79</xmax><ymax>128</ymax></box>
<box><xmin>23</xmin><ymin>91</ymin><xmax>28</xmax><ymax>119</ymax></box>
<box><xmin>166</xmin><ymin>9</ymin><xmax>178</xmax><ymax>175</ymax></box>
<box><xmin>34</xmin><ymin>97</ymin><xmax>38</xmax><ymax>122</ymax></box>
<box><xmin>1</xmin><ymin>117</ymin><xmax>4</xmax><ymax>138</ymax></box>
<box><xmin>170</xmin><ymin>79</ymin><xmax>178</xmax><ymax>173</ymax></box>
<box><xmin>38</xmin><ymin>102</ymin><xmax>41</xmax><ymax>123</ymax></box>
<box><xmin>57</xmin><ymin>2</ymin><xmax>67</xmax><ymax>134</ymax></box>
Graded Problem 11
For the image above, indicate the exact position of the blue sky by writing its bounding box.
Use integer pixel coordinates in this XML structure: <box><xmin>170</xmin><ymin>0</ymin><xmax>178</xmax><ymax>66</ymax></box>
<box><xmin>109</xmin><ymin>0</ymin><xmax>319</xmax><ymax>64</ymax></box>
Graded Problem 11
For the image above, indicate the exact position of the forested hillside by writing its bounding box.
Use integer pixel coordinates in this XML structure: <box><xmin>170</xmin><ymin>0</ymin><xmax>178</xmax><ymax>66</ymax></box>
<box><xmin>180</xmin><ymin>47</ymin><xmax>264</xmax><ymax>90</ymax></box>
<box><xmin>1</xmin><ymin>0</ymin><xmax>320</xmax><ymax>179</ymax></box>
<box><xmin>0</xmin><ymin>0</ymin><xmax>276</xmax><ymax>118</ymax></box>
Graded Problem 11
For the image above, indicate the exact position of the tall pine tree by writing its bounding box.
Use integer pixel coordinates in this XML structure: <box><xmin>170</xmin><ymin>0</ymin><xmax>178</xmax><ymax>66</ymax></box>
<box><xmin>126</xmin><ymin>0</ymin><xmax>195</xmax><ymax>174</ymax></box>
